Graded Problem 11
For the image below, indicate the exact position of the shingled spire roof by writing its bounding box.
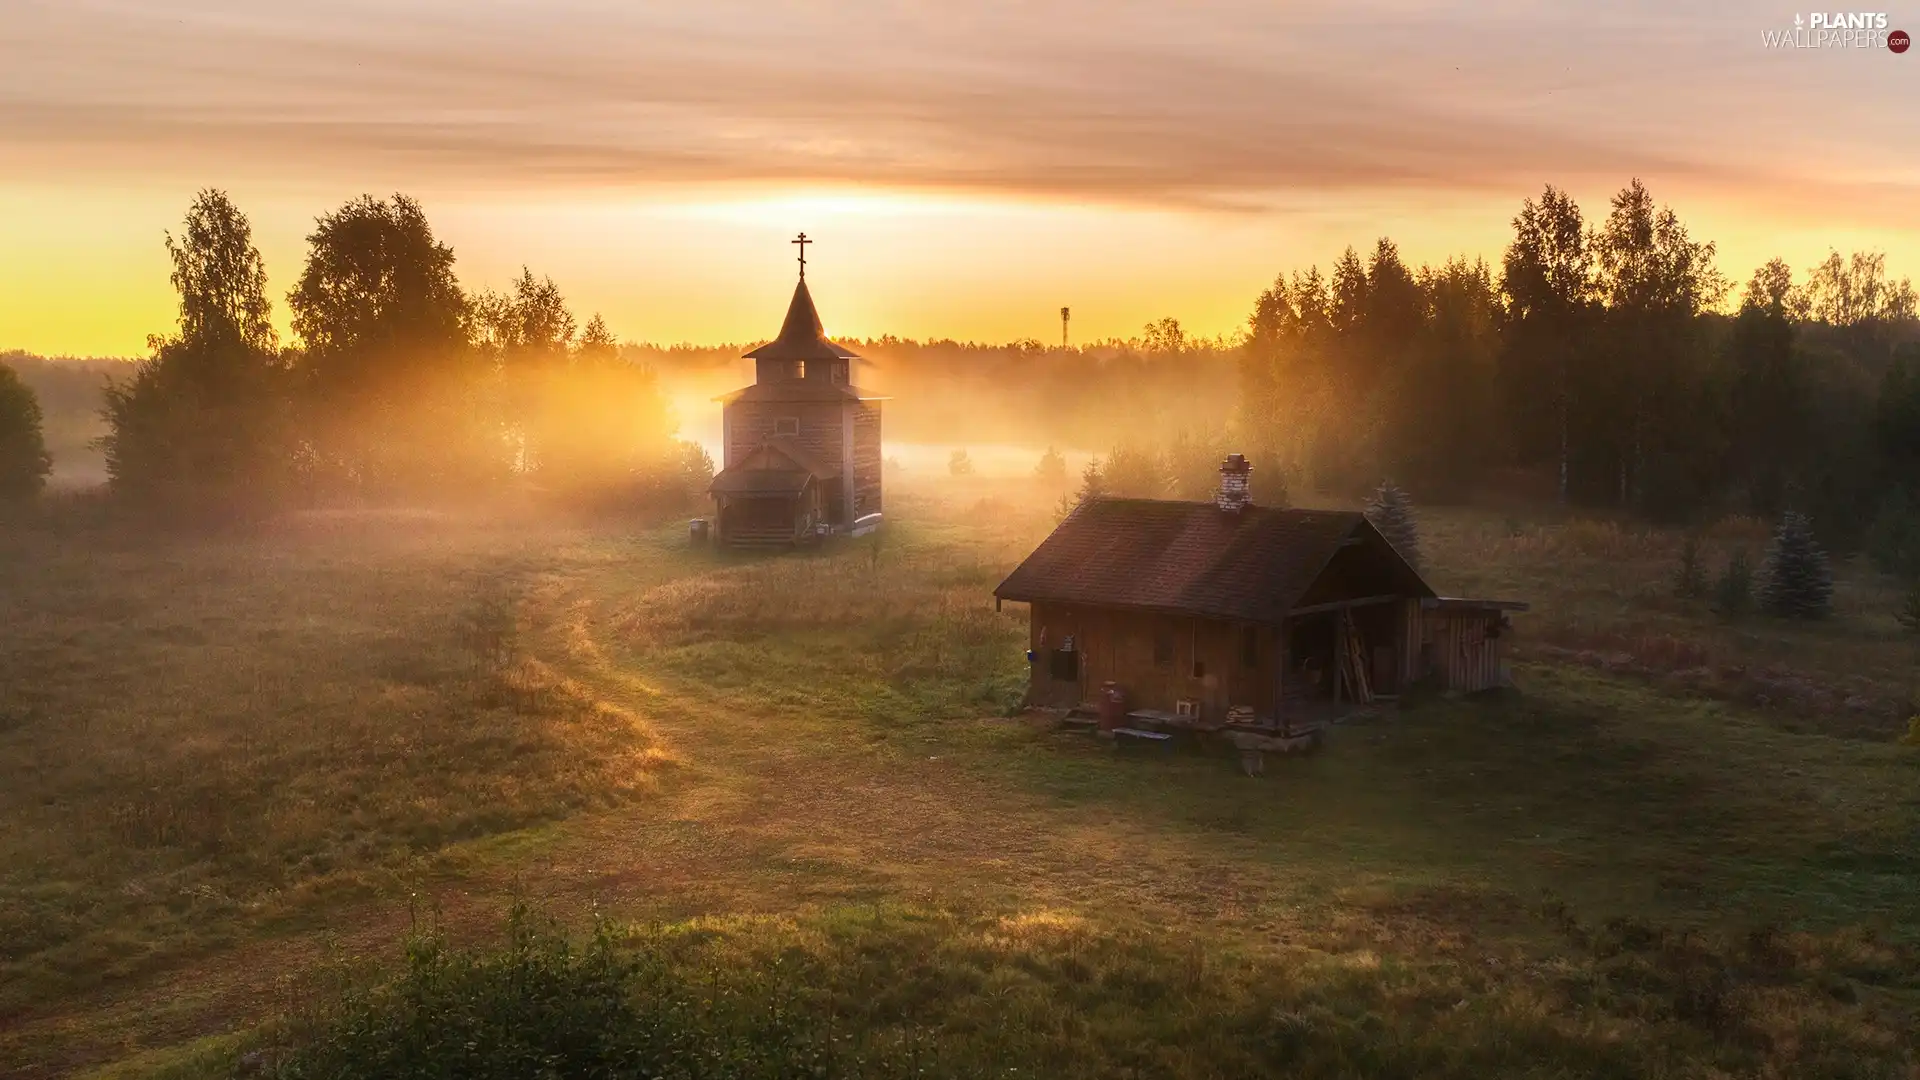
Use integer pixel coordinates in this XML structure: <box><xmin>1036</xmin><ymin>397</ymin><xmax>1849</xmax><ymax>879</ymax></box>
<box><xmin>743</xmin><ymin>278</ymin><xmax>861</xmax><ymax>363</ymax></box>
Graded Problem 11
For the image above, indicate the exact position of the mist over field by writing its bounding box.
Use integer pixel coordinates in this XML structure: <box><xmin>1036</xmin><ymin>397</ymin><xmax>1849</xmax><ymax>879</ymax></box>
<box><xmin>1</xmin><ymin>178</ymin><xmax>1917</xmax><ymax>1079</ymax></box>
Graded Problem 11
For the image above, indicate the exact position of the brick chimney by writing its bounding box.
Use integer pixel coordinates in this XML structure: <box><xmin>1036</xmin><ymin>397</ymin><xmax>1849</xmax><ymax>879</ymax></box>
<box><xmin>1216</xmin><ymin>453</ymin><xmax>1252</xmax><ymax>512</ymax></box>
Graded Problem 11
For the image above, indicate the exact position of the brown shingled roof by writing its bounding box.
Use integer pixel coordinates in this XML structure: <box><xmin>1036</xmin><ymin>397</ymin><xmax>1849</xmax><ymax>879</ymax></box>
<box><xmin>743</xmin><ymin>279</ymin><xmax>861</xmax><ymax>363</ymax></box>
<box><xmin>708</xmin><ymin>468</ymin><xmax>812</xmax><ymax>496</ymax></box>
<box><xmin>993</xmin><ymin>498</ymin><xmax>1434</xmax><ymax>623</ymax></box>
<box><xmin>707</xmin><ymin>437</ymin><xmax>837</xmax><ymax>496</ymax></box>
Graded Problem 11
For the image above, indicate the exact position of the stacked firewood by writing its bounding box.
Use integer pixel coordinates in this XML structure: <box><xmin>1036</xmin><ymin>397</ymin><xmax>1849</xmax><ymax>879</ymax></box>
<box><xmin>1338</xmin><ymin>610</ymin><xmax>1374</xmax><ymax>704</ymax></box>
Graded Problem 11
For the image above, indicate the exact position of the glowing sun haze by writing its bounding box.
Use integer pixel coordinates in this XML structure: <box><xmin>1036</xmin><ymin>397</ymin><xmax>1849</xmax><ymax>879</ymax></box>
<box><xmin>3</xmin><ymin>0</ymin><xmax>1915</xmax><ymax>356</ymax></box>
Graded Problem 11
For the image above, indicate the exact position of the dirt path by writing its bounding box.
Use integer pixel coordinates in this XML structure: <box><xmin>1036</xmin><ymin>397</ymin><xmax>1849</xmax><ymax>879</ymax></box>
<box><xmin>5</xmin><ymin>559</ymin><xmax>1312</xmax><ymax>1077</ymax></box>
<box><xmin>493</xmin><ymin>572</ymin><xmax>1312</xmax><ymax>931</ymax></box>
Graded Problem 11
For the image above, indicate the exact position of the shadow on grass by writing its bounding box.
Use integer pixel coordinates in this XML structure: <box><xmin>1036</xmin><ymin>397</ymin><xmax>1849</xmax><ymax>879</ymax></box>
<box><xmin>239</xmin><ymin>900</ymin><xmax>1917</xmax><ymax>1080</ymax></box>
<box><xmin>945</xmin><ymin>665</ymin><xmax>1920</xmax><ymax>938</ymax></box>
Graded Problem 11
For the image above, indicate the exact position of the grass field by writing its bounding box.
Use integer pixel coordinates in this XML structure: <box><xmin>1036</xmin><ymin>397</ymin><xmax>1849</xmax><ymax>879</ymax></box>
<box><xmin>2</xmin><ymin>479</ymin><xmax>1917</xmax><ymax>1077</ymax></box>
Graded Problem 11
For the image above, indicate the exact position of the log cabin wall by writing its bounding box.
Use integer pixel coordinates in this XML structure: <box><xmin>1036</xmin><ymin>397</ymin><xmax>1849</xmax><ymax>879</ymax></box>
<box><xmin>1026</xmin><ymin>603</ymin><xmax>1278</xmax><ymax>719</ymax></box>
<box><xmin>851</xmin><ymin>402</ymin><xmax>883</xmax><ymax>518</ymax></box>
<box><xmin>723</xmin><ymin>401</ymin><xmax>848</xmax><ymax>471</ymax></box>
<box><xmin>1400</xmin><ymin>599</ymin><xmax>1424</xmax><ymax>684</ymax></box>
<box><xmin>1422</xmin><ymin>608</ymin><xmax>1510</xmax><ymax>692</ymax></box>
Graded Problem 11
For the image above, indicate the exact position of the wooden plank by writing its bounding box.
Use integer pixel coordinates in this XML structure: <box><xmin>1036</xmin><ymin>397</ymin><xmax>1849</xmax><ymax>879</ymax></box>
<box><xmin>1276</xmin><ymin>619</ymin><xmax>1292</xmax><ymax>732</ymax></box>
<box><xmin>1422</xmin><ymin>597</ymin><xmax>1530</xmax><ymax>612</ymax></box>
<box><xmin>1227</xmin><ymin>727</ymin><xmax>1322</xmax><ymax>753</ymax></box>
<box><xmin>1127</xmin><ymin>709</ymin><xmax>1224</xmax><ymax>733</ymax></box>
<box><xmin>1287</xmin><ymin>594</ymin><xmax>1401</xmax><ymax>617</ymax></box>
<box><xmin>1336</xmin><ymin>611</ymin><xmax>1351</xmax><ymax>703</ymax></box>
<box><xmin>1403</xmin><ymin>599</ymin><xmax>1421</xmax><ymax>685</ymax></box>
<box><xmin>1340</xmin><ymin>609</ymin><xmax>1373</xmax><ymax>704</ymax></box>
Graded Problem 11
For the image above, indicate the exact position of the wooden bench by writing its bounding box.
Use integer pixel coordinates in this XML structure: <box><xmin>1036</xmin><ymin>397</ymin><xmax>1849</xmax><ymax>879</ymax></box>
<box><xmin>1126</xmin><ymin>709</ymin><xmax>1223</xmax><ymax>733</ymax></box>
<box><xmin>1111</xmin><ymin>727</ymin><xmax>1175</xmax><ymax>751</ymax></box>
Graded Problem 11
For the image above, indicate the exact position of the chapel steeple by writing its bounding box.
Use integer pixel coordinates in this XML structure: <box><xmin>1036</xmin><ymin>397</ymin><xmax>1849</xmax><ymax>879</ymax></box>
<box><xmin>744</xmin><ymin>234</ymin><xmax>860</xmax><ymax>384</ymax></box>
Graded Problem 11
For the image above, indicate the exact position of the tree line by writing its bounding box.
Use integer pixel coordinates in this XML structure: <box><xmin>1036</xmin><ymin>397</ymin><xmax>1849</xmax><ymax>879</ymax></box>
<box><xmin>1236</xmin><ymin>179</ymin><xmax>1920</xmax><ymax>568</ymax></box>
<box><xmin>1</xmin><ymin>178</ymin><xmax>1916</xmax><ymax>581</ymax></box>
<box><xmin>3</xmin><ymin>189</ymin><xmax>710</xmax><ymax>521</ymax></box>
<box><xmin>630</xmin><ymin>317</ymin><xmax>1240</xmax><ymax>451</ymax></box>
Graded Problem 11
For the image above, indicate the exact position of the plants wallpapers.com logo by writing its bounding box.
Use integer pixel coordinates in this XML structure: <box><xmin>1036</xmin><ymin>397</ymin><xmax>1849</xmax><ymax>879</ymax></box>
<box><xmin>1761</xmin><ymin>11</ymin><xmax>1910</xmax><ymax>49</ymax></box>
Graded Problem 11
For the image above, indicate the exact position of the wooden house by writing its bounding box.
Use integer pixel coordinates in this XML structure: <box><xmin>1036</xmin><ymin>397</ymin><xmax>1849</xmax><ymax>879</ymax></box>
<box><xmin>708</xmin><ymin>238</ymin><xmax>887</xmax><ymax>548</ymax></box>
<box><xmin>993</xmin><ymin>455</ymin><xmax>1526</xmax><ymax>731</ymax></box>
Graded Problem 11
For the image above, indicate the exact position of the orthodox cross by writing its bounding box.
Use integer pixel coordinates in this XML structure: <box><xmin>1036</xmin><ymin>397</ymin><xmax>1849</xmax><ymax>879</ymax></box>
<box><xmin>792</xmin><ymin>232</ymin><xmax>810</xmax><ymax>279</ymax></box>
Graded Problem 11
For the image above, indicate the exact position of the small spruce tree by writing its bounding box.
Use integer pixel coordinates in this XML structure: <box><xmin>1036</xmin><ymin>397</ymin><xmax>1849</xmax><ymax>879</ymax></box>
<box><xmin>1758</xmin><ymin>511</ymin><xmax>1833</xmax><ymax>619</ymax></box>
<box><xmin>1365</xmin><ymin>479</ymin><xmax>1421</xmax><ymax>569</ymax></box>
<box><xmin>1034</xmin><ymin>445</ymin><xmax>1068</xmax><ymax>487</ymax></box>
<box><xmin>1076</xmin><ymin>456</ymin><xmax>1107</xmax><ymax>503</ymax></box>
<box><xmin>1060</xmin><ymin>456</ymin><xmax>1106</xmax><ymax>519</ymax></box>
<box><xmin>1674</xmin><ymin>536</ymin><xmax>1708</xmax><ymax>600</ymax></box>
<box><xmin>1715</xmin><ymin>548</ymin><xmax>1753</xmax><ymax>617</ymax></box>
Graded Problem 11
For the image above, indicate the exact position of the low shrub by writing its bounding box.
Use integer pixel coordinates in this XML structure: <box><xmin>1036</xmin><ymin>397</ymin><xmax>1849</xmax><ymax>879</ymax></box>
<box><xmin>267</xmin><ymin>905</ymin><xmax>852</xmax><ymax>1080</ymax></box>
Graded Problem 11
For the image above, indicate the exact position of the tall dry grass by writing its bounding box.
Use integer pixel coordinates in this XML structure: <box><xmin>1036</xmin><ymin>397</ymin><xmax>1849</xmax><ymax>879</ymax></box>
<box><xmin>0</xmin><ymin>511</ymin><xmax>674</xmax><ymax>1014</ymax></box>
<box><xmin>6</xmin><ymin>475</ymin><xmax>1918</xmax><ymax>1078</ymax></box>
<box><xmin>1417</xmin><ymin>503</ymin><xmax>1918</xmax><ymax>729</ymax></box>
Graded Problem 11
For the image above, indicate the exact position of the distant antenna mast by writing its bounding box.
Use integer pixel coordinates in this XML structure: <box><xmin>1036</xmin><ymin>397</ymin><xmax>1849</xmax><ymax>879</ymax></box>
<box><xmin>1061</xmin><ymin>306</ymin><xmax>1070</xmax><ymax>348</ymax></box>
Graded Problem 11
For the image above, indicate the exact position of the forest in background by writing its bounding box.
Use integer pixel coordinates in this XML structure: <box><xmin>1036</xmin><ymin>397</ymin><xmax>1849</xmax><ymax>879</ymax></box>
<box><xmin>624</xmin><ymin>321</ymin><xmax>1239</xmax><ymax>455</ymax></box>
<box><xmin>1234</xmin><ymin>181</ymin><xmax>1920</xmax><ymax>555</ymax></box>
<box><xmin>3</xmin><ymin>178</ymin><xmax>1918</xmax><ymax>568</ymax></box>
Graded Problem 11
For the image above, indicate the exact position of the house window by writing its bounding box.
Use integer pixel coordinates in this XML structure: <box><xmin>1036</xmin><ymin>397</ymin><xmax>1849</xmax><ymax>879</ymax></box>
<box><xmin>795</xmin><ymin>361</ymin><xmax>807</xmax><ymax>379</ymax></box>
<box><xmin>1049</xmin><ymin>648</ymin><xmax>1079</xmax><ymax>681</ymax></box>
<box><xmin>1153</xmin><ymin>624</ymin><xmax>1174</xmax><ymax>668</ymax></box>
<box><xmin>1242</xmin><ymin>626</ymin><xmax>1260</xmax><ymax>669</ymax></box>
<box><xmin>833</xmin><ymin>362</ymin><xmax>848</xmax><ymax>384</ymax></box>
<box><xmin>774</xmin><ymin>417</ymin><xmax>800</xmax><ymax>437</ymax></box>
<box><xmin>1191</xmin><ymin>658</ymin><xmax>1207</xmax><ymax>679</ymax></box>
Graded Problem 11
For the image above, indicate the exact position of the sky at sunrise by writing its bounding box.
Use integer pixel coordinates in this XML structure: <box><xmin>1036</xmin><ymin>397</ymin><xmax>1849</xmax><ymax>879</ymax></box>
<box><xmin>3</xmin><ymin>0</ymin><xmax>1917</xmax><ymax>356</ymax></box>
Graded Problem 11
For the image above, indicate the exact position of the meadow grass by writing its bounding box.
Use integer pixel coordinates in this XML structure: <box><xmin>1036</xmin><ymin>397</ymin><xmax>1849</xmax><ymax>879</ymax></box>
<box><xmin>2</xmin><ymin>479</ymin><xmax>1916</xmax><ymax>1077</ymax></box>
<box><xmin>0</xmin><ymin>509</ymin><xmax>677</xmax><ymax>1016</ymax></box>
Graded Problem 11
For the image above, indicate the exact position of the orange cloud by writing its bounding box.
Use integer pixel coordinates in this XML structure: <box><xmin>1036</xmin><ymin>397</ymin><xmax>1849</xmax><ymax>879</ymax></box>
<box><xmin>4</xmin><ymin>1</ymin><xmax>1916</xmax><ymax>356</ymax></box>
<box><xmin>5</xmin><ymin>0</ymin><xmax>1915</xmax><ymax>222</ymax></box>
